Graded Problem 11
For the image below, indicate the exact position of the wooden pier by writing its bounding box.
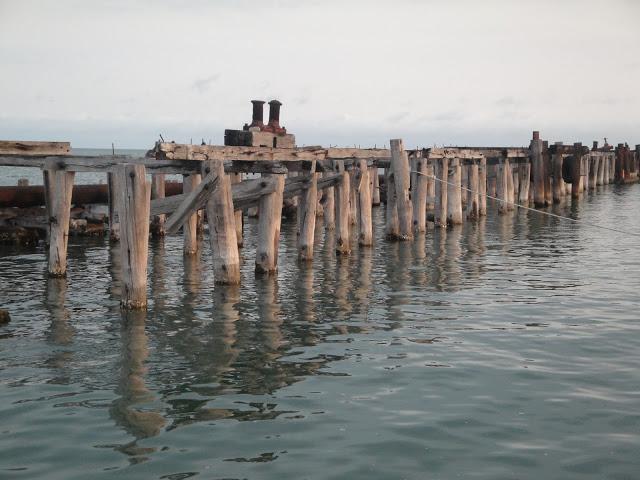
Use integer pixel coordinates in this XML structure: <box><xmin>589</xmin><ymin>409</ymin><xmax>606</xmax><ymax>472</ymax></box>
<box><xmin>0</xmin><ymin>130</ymin><xmax>637</xmax><ymax>310</ymax></box>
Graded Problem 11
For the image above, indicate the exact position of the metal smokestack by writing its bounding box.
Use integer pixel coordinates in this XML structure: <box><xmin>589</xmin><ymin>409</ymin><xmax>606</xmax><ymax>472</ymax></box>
<box><xmin>250</xmin><ymin>100</ymin><xmax>265</xmax><ymax>128</ymax></box>
<box><xmin>268</xmin><ymin>99</ymin><xmax>282</xmax><ymax>130</ymax></box>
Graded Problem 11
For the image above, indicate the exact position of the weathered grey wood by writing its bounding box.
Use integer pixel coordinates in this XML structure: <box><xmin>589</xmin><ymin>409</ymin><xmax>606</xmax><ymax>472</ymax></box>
<box><xmin>297</xmin><ymin>161</ymin><xmax>318</xmax><ymax>261</ymax></box>
<box><xmin>467</xmin><ymin>163</ymin><xmax>480</xmax><ymax>219</ymax></box>
<box><xmin>436</xmin><ymin>158</ymin><xmax>448</xmax><ymax>227</ymax></box>
<box><xmin>497</xmin><ymin>160</ymin><xmax>508</xmax><ymax>214</ymax></box>
<box><xmin>596</xmin><ymin>154</ymin><xmax>605</xmax><ymax>186</ymax></box>
<box><xmin>446</xmin><ymin>158</ymin><xmax>463</xmax><ymax>225</ymax></box>
<box><xmin>107</xmin><ymin>172</ymin><xmax>120</xmax><ymax>242</ymax></box>
<box><xmin>165</xmin><ymin>171</ymin><xmax>220</xmax><ymax>235</ymax></box>
<box><xmin>0</xmin><ymin>140</ymin><xmax>70</xmax><ymax>156</ymax></box>
<box><xmin>589</xmin><ymin>156</ymin><xmax>598</xmax><ymax>190</ymax></box>
<box><xmin>518</xmin><ymin>163</ymin><xmax>531</xmax><ymax>206</ymax></box>
<box><xmin>0</xmin><ymin>155</ymin><xmax>203</xmax><ymax>174</ymax></box>
<box><xmin>478</xmin><ymin>158</ymin><xmax>487</xmax><ymax>216</ymax></box>
<box><xmin>385</xmin><ymin>167</ymin><xmax>400</xmax><ymax>238</ymax></box>
<box><xmin>323</xmin><ymin>171</ymin><xmax>335</xmax><ymax>230</ymax></box>
<box><xmin>151</xmin><ymin>174</ymin><xmax>166</xmax><ymax>237</ymax></box>
<box><xmin>255</xmin><ymin>173</ymin><xmax>285</xmax><ymax>273</ymax></box>
<box><xmin>371</xmin><ymin>167</ymin><xmax>381</xmax><ymax>206</ymax></box>
<box><xmin>571</xmin><ymin>144</ymin><xmax>582</xmax><ymax>198</ymax></box>
<box><xmin>116</xmin><ymin>164</ymin><xmax>151</xmax><ymax>309</ymax></box>
<box><xmin>412</xmin><ymin>155</ymin><xmax>428</xmax><ymax>232</ymax></box>
<box><xmin>334</xmin><ymin>161</ymin><xmax>351</xmax><ymax>254</ymax></box>
<box><xmin>44</xmin><ymin>163</ymin><xmax>75</xmax><ymax>277</ymax></box>
<box><xmin>543</xmin><ymin>145</ymin><xmax>553</xmax><ymax>206</ymax></box>
<box><xmin>203</xmin><ymin>160</ymin><xmax>240</xmax><ymax>284</ymax></box>
<box><xmin>461</xmin><ymin>164</ymin><xmax>469</xmax><ymax>207</ymax></box>
<box><xmin>349</xmin><ymin>168</ymin><xmax>358</xmax><ymax>226</ymax></box>
<box><xmin>357</xmin><ymin>159</ymin><xmax>373</xmax><ymax>246</ymax></box>
<box><xmin>390</xmin><ymin>139</ymin><xmax>413</xmax><ymax>239</ymax></box>
<box><xmin>487</xmin><ymin>164</ymin><xmax>497</xmax><ymax>197</ymax></box>
<box><xmin>531</xmin><ymin>135</ymin><xmax>545</xmax><ymax>207</ymax></box>
<box><xmin>604</xmin><ymin>154</ymin><xmax>611</xmax><ymax>184</ymax></box>
<box><xmin>426</xmin><ymin>163</ymin><xmax>436</xmax><ymax>212</ymax></box>
<box><xmin>505</xmin><ymin>160</ymin><xmax>515</xmax><ymax>211</ymax></box>
<box><xmin>230</xmin><ymin>173</ymin><xmax>244</xmax><ymax>247</ymax></box>
<box><xmin>182</xmin><ymin>174</ymin><xmax>200</xmax><ymax>256</ymax></box>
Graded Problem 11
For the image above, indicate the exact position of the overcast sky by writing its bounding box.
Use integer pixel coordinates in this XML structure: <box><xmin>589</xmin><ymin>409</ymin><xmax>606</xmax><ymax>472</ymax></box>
<box><xmin>1</xmin><ymin>0</ymin><xmax>639</xmax><ymax>149</ymax></box>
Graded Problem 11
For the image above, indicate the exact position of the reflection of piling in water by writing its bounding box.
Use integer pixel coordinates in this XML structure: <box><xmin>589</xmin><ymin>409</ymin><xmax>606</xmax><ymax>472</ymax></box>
<box><xmin>110</xmin><ymin>310</ymin><xmax>165</xmax><ymax>440</ymax></box>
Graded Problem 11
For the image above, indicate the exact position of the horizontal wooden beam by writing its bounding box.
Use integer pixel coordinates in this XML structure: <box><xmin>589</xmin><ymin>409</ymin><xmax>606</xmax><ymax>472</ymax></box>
<box><xmin>0</xmin><ymin>141</ymin><xmax>70</xmax><ymax>156</ymax></box>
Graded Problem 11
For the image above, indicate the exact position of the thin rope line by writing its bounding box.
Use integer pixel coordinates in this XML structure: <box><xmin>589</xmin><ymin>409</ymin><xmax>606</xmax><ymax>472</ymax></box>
<box><xmin>411</xmin><ymin>170</ymin><xmax>640</xmax><ymax>238</ymax></box>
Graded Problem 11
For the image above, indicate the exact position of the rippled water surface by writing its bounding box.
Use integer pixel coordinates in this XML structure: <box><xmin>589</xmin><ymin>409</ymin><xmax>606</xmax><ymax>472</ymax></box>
<box><xmin>1</xmin><ymin>185</ymin><xmax>640</xmax><ymax>479</ymax></box>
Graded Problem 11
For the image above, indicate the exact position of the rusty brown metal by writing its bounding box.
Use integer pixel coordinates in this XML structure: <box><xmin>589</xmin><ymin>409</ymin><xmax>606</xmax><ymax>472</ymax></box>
<box><xmin>249</xmin><ymin>100</ymin><xmax>265</xmax><ymax>129</ymax></box>
<box><xmin>0</xmin><ymin>182</ymin><xmax>183</xmax><ymax>208</ymax></box>
<box><xmin>262</xmin><ymin>99</ymin><xmax>286</xmax><ymax>134</ymax></box>
<box><xmin>532</xmin><ymin>131</ymin><xmax>540</xmax><ymax>141</ymax></box>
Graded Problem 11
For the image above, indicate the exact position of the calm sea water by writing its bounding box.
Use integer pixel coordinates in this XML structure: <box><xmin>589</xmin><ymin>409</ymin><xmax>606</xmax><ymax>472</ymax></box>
<box><xmin>1</xmin><ymin>184</ymin><xmax>640</xmax><ymax>479</ymax></box>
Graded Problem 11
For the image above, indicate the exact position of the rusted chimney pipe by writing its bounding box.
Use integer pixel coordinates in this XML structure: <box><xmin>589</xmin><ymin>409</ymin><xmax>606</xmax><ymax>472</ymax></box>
<box><xmin>268</xmin><ymin>99</ymin><xmax>282</xmax><ymax>130</ymax></box>
<box><xmin>593</xmin><ymin>141</ymin><xmax>598</xmax><ymax>150</ymax></box>
<box><xmin>250</xmin><ymin>100</ymin><xmax>265</xmax><ymax>128</ymax></box>
<box><xmin>532</xmin><ymin>131</ymin><xmax>540</xmax><ymax>141</ymax></box>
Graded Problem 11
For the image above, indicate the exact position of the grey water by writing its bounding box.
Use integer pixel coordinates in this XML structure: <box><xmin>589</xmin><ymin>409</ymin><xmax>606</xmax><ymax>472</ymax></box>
<box><xmin>1</xmin><ymin>184</ymin><xmax>640</xmax><ymax>479</ymax></box>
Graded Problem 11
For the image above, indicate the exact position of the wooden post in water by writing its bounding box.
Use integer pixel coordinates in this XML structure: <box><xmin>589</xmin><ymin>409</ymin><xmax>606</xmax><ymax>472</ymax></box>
<box><xmin>461</xmin><ymin>164</ymin><xmax>469</xmax><ymax>208</ymax></box>
<box><xmin>518</xmin><ymin>162</ymin><xmax>531</xmax><ymax>206</ymax></box>
<box><xmin>371</xmin><ymin>167</ymin><xmax>381</xmax><ymax>206</ymax></box>
<box><xmin>44</xmin><ymin>160</ymin><xmax>75</xmax><ymax>277</ymax></box>
<box><xmin>571</xmin><ymin>143</ymin><xmax>582</xmax><ymax>199</ymax></box>
<box><xmin>496</xmin><ymin>159</ymin><xmax>507</xmax><ymax>214</ymax></box>
<box><xmin>543</xmin><ymin>141</ymin><xmax>552</xmax><ymax>206</ymax></box>
<box><xmin>107</xmin><ymin>172</ymin><xmax>120</xmax><ymax>242</ymax></box>
<box><xmin>487</xmin><ymin>164</ymin><xmax>497</xmax><ymax>197</ymax></box>
<box><xmin>467</xmin><ymin>161</ymin><xmax>480</xmax><ymax>219</ymax></box>
<box><xmin>230</xmin><ymin>172</ymin><xmax>244</xmax><ymax>247</ymax></box>
<box><xmin>182</xmin><ymin>173</ymin><xmax>201</xmax><ymax>255</ymax></box>
<box><xmin>552</xmin><ymin>150</ymin><xmax>564</xmax><ymax>203</ymax></box>
<box><xmin>385</xmin><ymin>167</ymin><xmax>400</xmax><ymax>238</ymax></box>
<box><xmin>596</xmin><ymin>153</ymin><xmax>605</xmax><ymax>186</ymax></box>
<box><xmin>151</xmin><ymin>174</ymin><xmax>166</xmax><ymax>237</ymax></box>
<box><xmin>426</xmin><ymin>162</ymin><xmax>436</xmax><ymax>212</ymax></box>
<box><xmin>447</xmin><ymin>158</ymin><xmax>463</xmax><ymax>225</ymax></box>
<box><xmin>412</xmin><ymin>154</ymin><xmax>428</xmax><ymax>233</ymax></box>
<box><xmin>357</xmin><ymin>159</ymin><xmax>373</xmax><ymax>246</ymax></box>
<box><xmin>349</xmin><ymin>169</ymin><xmax>358</xmax><ymax>226</ymax></box>
<box><xmin>323</xmin><ymin>171</ymin><xmax>335</xmax><ymax>230</ymax></box>
<box><xmin>505</xmin><ymin>159</ymin><xmax>515</xmax><ymax>211</ymax></box>
<box><xmin>478</xmin><ymin>157</ymin><xmax>487</xmax><ymax>216</ymax></box>
<box><xmin>589</xmin><ymin>155</ymin><xmax>598</xmax><ymax>190</ymax></box>
<box><xmin>256</xmin><ymin>171</ymin><xmax>285</xmax><ymax>273</ymax></box>
<box><xmin>116</xmin><ymin>164</ymin><xmax>150</xmax><ymax>309</ymax></box>
<box><xmin>203</xmin><ymin>160</ymin><xmax>240</xmax><ymax>284</ymax></box>
<box><xmin>334</xmin><ymin>160</ymin><xmax>351</xmax><ymax>254</ymax></box>
<box><xmin>436</xmin><ymin>158</ymin><xmax>448</xmax><ymax>227</ymax></box>
<box><xmin>531</xmin><ymin>131</ymin><xmax>545</xmax><ymax>207</ymax></box>
<box><xmin>297</xmin><ymin>161</ymin><xmax>318</xmax><ymax>261</ymax></box>
<box><xmin>390</xmin><ymin>139</ymin><xmax>413</xmax><ymax>239</ymax></box>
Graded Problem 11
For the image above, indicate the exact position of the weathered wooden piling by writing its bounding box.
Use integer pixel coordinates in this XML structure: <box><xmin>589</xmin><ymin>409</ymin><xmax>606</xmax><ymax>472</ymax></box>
<box><xmin>323</xmin><ymin>172</ymin><xmax>335</xmax><ymax>230</ymax></box>
<box><xmin>426</xmin><ymin>163</ymin><xmax>436</xmax><ymax>212</ymax></box>
<box><xmin>230</xmin><ymin>172</ymin><xmax>244</xmax><ymax>247</ymax></box>
<box><xmin>151</xmin><ymin>174</ymin><xmax>166</xmax><ymax>237</ymax></box>
<box><xmin>496</xmin><ymin>159</ymin><xmax>508</xmax><ymax>214</ymax></box>
<box><xmin>385</xmin><ymin>167</ymin><xmax>400</xmax><ymax>238</ymax></box>
<box><xmin>447</xmin><ymin>158</ymin><xmax>463</xmax><ymax>225</ymax></box>
<box><xmin>200</xmin><ymin>162</ymin><xmax>239</xmax><ymax>283</ymax></box>
<box><xmin>478</xmin><ymin>158</ymin><xmax>487</xmax><ymax>216</ymax></box>
<box><xmin>44</xmin><ymin>160</ymin><xmax>75</xmax><ymax>277</ymax></box>
<box><xmin>517</xmin><ymin>162</ymin><xmax>531</xmax><ymax>206</ymax></box>
<box><xmin>467</xmin><ymin>162</ymin><xmax>480</xmax><ymax>219</ymax></box>
<box><xmin>371</xmin><ymin>167</ymin><xmax>381</xmax><ymax>206</ymax></box>
<box><xmin>182</xmin><ymin>173</ymin><xmax>201</xmax><ymax>255</ymax></box>
<box><xmin>390</xmin><ymin>139</ymin><xmax>413</xmax><ymax>240</ymax></box>
<box><xmin>530</xmin><ymin>131</ymin><xmax>546</xmax><ymax>207</ymax></box>
<box><xmin>543</xmin><ymin>141</ymin><xmax>552</xmax><ymax>206</ymax></box>
<box><xmin>334</xmin><ymin>160</ymin><xmax>351</xmax><ymax>254</ymax></box>
<box><xmin>571</xmin><ymin>143</ymin><xmax>582</xmax><ymax>199</ymax></box>
<box><xmin>349</xmin><ymin>170</ymin><xmax>358</xmax><ymax>226</ymax></box>
<box><xmin>412</xmin><ymin>154</ymin><xmax>428</xmax><ymax>232</ymax></box>
<box><xmin>552</xmin><ymin>150</ymin><xmax>564</xmax><ymax>203</ymax></box>
<box><xmin>297</xmin><ymin>161</ymin><xmax>318</xmax><ymax>261</ymax></box>
<box><xmin>357</xmin><ymin>159</ymin><xmax>373</xmax><ymax>246</ymax></box>
<box><xmin>116</xmin><ymin>164</ymin><xmax>150</xmax><ymax>309</ymax></box>
<box><xmin>436</xmin><ymin>158</ymin><xmax>448</xmax><ymax>227</ymax></box>
<box><xmin>256</xmin><ymin>172</ymin><xmax>285</xmax><ymax>273</ymax></box>
<box><xmin>107</xmin><ymin>172</ymin><xmax>120</xmax><ymax>242</ymax></box>
<box><xmin>505</xmin><ymin>159</ymin><xmax>515</xmax><ymax>211</ymax></box>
